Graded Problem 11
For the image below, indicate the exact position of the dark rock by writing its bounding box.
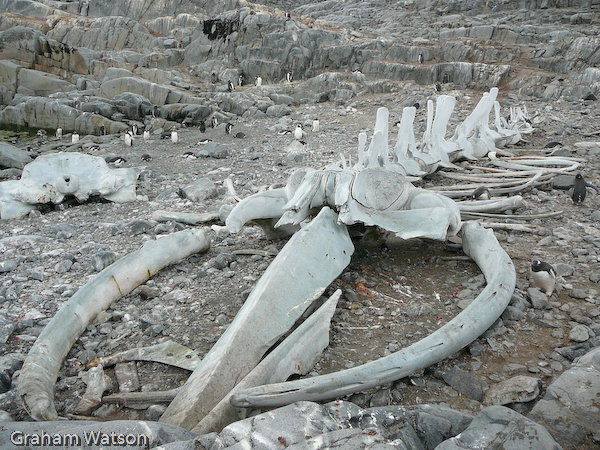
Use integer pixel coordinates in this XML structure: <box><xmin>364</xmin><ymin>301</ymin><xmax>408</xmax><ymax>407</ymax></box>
<box><xmin>526</xmin><ymin>288</ymin><xmax>551</xmax><ymax>310</ymax></box>
<box><xmin>442</xmin><ymin>366</ymin><xmax>488</xmax><ymax>402</ymax></box>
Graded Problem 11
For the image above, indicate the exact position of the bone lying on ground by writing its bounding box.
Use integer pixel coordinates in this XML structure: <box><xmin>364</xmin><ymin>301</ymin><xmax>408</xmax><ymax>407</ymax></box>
<box><xmin>18</xmin><ymin>229</ymin><xmax>211</xmax><ymax>421</ymax></box>
<box><xmin>73</xmin><ymin>365</ymin><xmax>111</xmax><ymax>416</ymax></box>
<box><xmin>192</xmin><ymin>289</ymin><xmax>342</xmax><ymax>435</ymax></box>
<box><xmin>161</xmin><ymin>208</ymin><xmax>354</xmax><ymax>431</ymax></box>
<box><xmin>230</xmin><ymin>222</ymin><xmax>515</xmax><ymax>409</ymax></box>
<box><xmin>152</xmin><ymin>210</ymin><xmax>220</xmax><ymax>225</ymax></box>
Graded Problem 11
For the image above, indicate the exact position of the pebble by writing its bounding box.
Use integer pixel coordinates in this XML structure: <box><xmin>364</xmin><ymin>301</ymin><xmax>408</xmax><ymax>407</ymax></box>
<box><xmin>569</xmin><ymin>324</ymin><xmax>591</xmax><ymax>342</ymax></box>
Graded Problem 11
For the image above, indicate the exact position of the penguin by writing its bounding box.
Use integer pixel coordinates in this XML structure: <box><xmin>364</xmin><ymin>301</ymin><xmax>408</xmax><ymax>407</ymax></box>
<box><xmin>471</xmin><ymin>186</ymin><xmax>491</xmax><ymax>201</ymax></box>
<box><xmin>132</xmin><ymin>124</ymin><xmax>138</xmax><ymax>135</ymax></box>
<box><xmin>228</xmin><ymin>80</ymin><xmax>234</xmax><ymax>92</ymax></box>
<box><xmin>107</xmin><ymin>156</ymin><xmax>126</xmax><ymax>166</ymax></box>
<box><xmin>412</xmin><ymin>102</ymin><xmax>420</xmax><ymax>110</ymax></box>
<box><xmin>56</xmin><ymin>128</ymin><xmax>62</xmax><ymax>140</ymax></box>
<box><xmin>293</xmin><ymin>123</ymin><xmax>303</xmax><ymax>140</ymax></box>
<box><xmin>152</xmin><ymin>105</ymin><xmax>160</xmax><ymax>118</ymax></box>
<box><xmin>71</xmin><ymin>132</ymin><xmax>80</xmax><ymax>144</ymax></box>
<box><xmin>235</xmin><ymin>131</ymin><xmax>245</xmax><ymax>139</ymax></box>
<box><xmin>37</xmin><ymin>129</ymin><xmax>47</xmax><ymax>138</ymax></box>
<box><xmin>278</xmin><ymin>129</ymin><xmax>292</xmax><ymax>136</ymax></box>
<box><xmin>435</xmin><ymin>82</ymin><xmax>442</xmax><ymax>92</ymax></box>
<box><xmin>225</xmin><ymin>123</ymin><xmax>234</xmax><ymax>135</ymax></box>
<box><xmin>211</xmin><ymin>117</ymin><xmax>218</xmax><ymax>128</ymax></box>
<box><xmin>199</xmin><ymin>121</ymin><xmax>206</xmax><ymax>133</ymax></box>
<box><xmin>531</xmin><ymin>260</ymin><xmax>557</xmax><ymax>296</ymax></box>
<box><xmin>198</xmin><ymin>138</ymin><xmax>212</xmax><ymax>144</ymax></box>
<box><xmin>141</xmin><ymin>154</ymin><xmax>152</xmax><ymax>162</ymax></box>
<box><xmin>572</xmin><ymin>173</ymin><xmax>587</xmax><ymax>204</ymax></box>
<box><xmin>312</xmin><ymin>119</ymin><xmax>320</xmax><ymax>133</ymax></box>
<box><xmin>182</xmin><ymin>151</ymin><xmax>196</xmax><ymax>159</ymax></box>
<box><xmin>99</xmin><ymin>125</ymin><xmax>106</xmax><ymax>136</ymax></box>
<box><xmin>211</xmin><ymin>72</ymin><xmax>217</xmax><ymax>84</ymax></box>
<box><xmin>124</xmin><ymin>131</ymin><xmax>133</xmax><ymax>147</ymax></box>
<box><xmin>285</xmin><ymin>11</ymin><xmax>291</xmax><ymax>20</ymax></box>
<box><xmin>255</xmin><ymin>75</ymin><xmax>262</xmax><ymax>87</ymax></box>
<box><xmin>418</xmin><ymin>52</ymin><xmax>424</xmax><ymax>64</ymax></box>
<box><xmin>286</xmin><ymin>71</ymin><xmax>293</xmax><ymax>83</ymax></box>
<box><xmin>544</xmin><ymin>141</ymin><xmax>563</xmax><ymax>149</ymax></box>
<box><xmin>238</xmin><ymin>74</ymin><xmax>244</xmax><ymax>86</ymax></box>
<box><xmin>442</xmin><ymin>72</ymin><xmax>449</xmax><ymax>84</ymax></box>
<box><xmin>171</xmin><ymin>129</ymin><xmax>179</xmax><ymax>144</ymax></box>
<box><xmin>161</xmin><ymin>131</ymin><xmax>171</xmax><ymax>139</ymax></box>
<box><xmin>88</xmin><ymin>144</ymin><xmax>101</xmax><ymax>152</ymax></box>
<box><xmin>143</xmin><ymin>130</ymin><xmax>150</xmax><ymax>141</ymax></box>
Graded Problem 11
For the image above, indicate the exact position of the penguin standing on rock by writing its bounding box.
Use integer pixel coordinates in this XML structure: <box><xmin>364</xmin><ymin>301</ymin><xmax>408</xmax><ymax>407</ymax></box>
<box><xmin>286</xmin><ymin>72</ymin><xmax>293</xmax><ymax>83</ymax></box>
<box><xmin>531</xmin><ymin>260</ymin><xmax>557</xmax><ymax>297</ymax></box>
<box><xmin>211</xmin><ymin>117</ymin><xmax>218</xmax><ymax>129</ymax></box>
<box><xmin>225</xmin><ymin>123</ymin><xmax>234</xmax><ymax>135</ymax></box>
<box><xmin>418</xmin><ymin>53</ymin><xmax>424</xmax><ymax>64</ymax></box>
<box><xmin>99</xmin><ymin>125</ymin><xmax>106</xmax><ymax>136</ymax></box>
<box><xmin>255</xmin><ymin>76</ymin><xmax>262</xmax><ymax>87</ymax></box>
<box><xmin>228</xmin><ymin>80</ymin><xmax>234</xmax><ymax>92</ymax></box>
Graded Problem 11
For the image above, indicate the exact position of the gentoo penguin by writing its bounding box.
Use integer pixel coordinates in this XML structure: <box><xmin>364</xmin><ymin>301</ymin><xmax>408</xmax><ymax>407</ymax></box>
<box><xmin>278</xmin><ymin>129</ymin><xmax>292</xmax><ymax>136</ymax></box>
<box><xmin>572</xmin><ymin>173</ymin><xmax>587</xmax><ymax>204</ymax></box>
<box><xmin>199</xmin><ymin>121</ymin><xmax>206</xmax><ymax>133</ymax></box>
<box><xmin>56</xmin><ymin>128</ymin><xmax>62</xmax><ymax>140</ymax></box>
<box><xmin>37</xmin><ymin>129</ymin><xmax>46</xmax><ymax>138</ymax></box>
<box><xmin>211</xmin><ymin>73</ymin><xmax>217</xmax><ymax>84</ymax></box>
<box><xmin>238</xmin><ymin>74</ymin><xmax>244</xmax><ymax>86</ymax></box>
<box><xmin>228</xmin><ymin>80</ymin><xmax>234</xmax><ymax>92</ymax></box>
<box><xmin>99</xmin><ymin>125</ymin><xmax>106</xmax><ymax>136</ymax></box>
<box><xmin>293</xmin><ymin>123</ymin><xmax>303</xmax><ymax>140</ymax></box>
<box><xmin>89</xmin><ymin>144</ymin><xmax>100</xmax><ymax>152</ymax></box>
<box><xmin>412</xmin><ymin>102</ymin><xmax>420</xmax><ymax>110</ymax></box>
<box><xmin>211</xmin><ymin>117</ymin><xmax>218</xmax><ymax>128</ymax></box>
<box><xmin>286</xmin><ymin>71</ymin><xmax>293</xmax><ymax>83</ymax></box>
<box><xmin>418</xmin><ymin>53</ymin><xmax>424</xmax><ymax>64</ymax></box>
<box><xmin>312</xmin><ymin>119</ymin><xmax>320</xmax><ymax>133</ymax></box>
<box><xmin>442</xmin><ymin>72</ymin><xmax>450</xmax><ymax>84</ymax></box>
<box><xmin>124</xmin><ymin>131</ymin><xmax>133</xmax><ymax>147</ymax></box>
<box><xmin>285</xmin><ymin>11</ymin><xmax>291</xmax><ymax>20</ymax></box>
<box><xmin>152</xmin><ymin>105</ymin><xmax>160</xmax><ymax>118</ymax></box>
<box><xmin>435</xmin><ymin>82</ymin><xmax>442</xmax><ymax>92</ymax></box>
<box><xmin>132</xmin><ymin>124</ymin><xmax>138</xmax><ymax>135</ymax></box>
<box><xmin>471</xmin><ymin>186</ymin><xmax>491</xmax><ymax>201</ymax></box>
<box><xmin>141</xmin><ymin>154</ymin><xmax>152</xmax><ymax>161</ymax></box>
<box><xmin>161</xmin><ymin>131</ymin><xmax>171</xmax><ymax>139</ymax></box>
<box><xmin>171</xmin><ymin>129</ymin><xmax>179</xmax><ymax>144</ymax></box>
<box><xmin>255</xmin><ymin>76</ymin><xmax>262</xmax><ymax>87</ymax></box>
<box><xmin>225</xmin><ymin>123</ymin><xmax>234</xmax><ymax>135</ymax></box>
<box><xmin>143</xmin><ymin>130</ymin><xmax>150</xmax><ymax>141</ymax></box>
<box><xmin>71</xmin><ymin>132</ymin><xmax>79</xmax><ymax>144</ymax></box>
<box><xmin>182</xmin><ymin>151</ymin><xmax>196</xmax><ymax>159</ymax></box>
<box><xmin>107</xmin><ymin>156</ymin><xmax>126</xmax><ymax>166</ymax></box>
<box><xmin>198</xmin><ymin>138</ymin><xmax>212</xmax><ymax>144</ymax></box>
<box><xmin>531</xmin><ymin>260</ymin><xmax>557</xmax><ymax>296</ymax></box>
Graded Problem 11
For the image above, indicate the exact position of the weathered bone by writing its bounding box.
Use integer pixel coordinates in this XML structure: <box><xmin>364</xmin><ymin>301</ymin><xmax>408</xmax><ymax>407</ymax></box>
<box><xmin>230</xmin><ymin>222</ymin><xmax>515</xmax><ymax>409</ymax></box>
<box><xmin>192</xmin><ymin>289</ymin><xmax>341</xmax><ymax>434</ymax></box>
<box><xmin>18</xmin><ymin>229</ymin><xmax>210</xmax><ymax>421</ymax></box>
<box><xmin>0</xmin><ymin>153</ymin><xmax>137</xmax><ymax>220</ymax></box>
<box><xmin>161</xmin><ymin>207</ymin><xmax>354</xmax><ymax>430</ymax></box>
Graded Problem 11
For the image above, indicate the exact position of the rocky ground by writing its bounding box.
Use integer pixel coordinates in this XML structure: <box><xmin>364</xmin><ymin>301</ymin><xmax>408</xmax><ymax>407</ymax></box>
<box><xmin>1</xmin><ymin>84</ymin><xmax>600</xmax><ymax>448</ymax></box>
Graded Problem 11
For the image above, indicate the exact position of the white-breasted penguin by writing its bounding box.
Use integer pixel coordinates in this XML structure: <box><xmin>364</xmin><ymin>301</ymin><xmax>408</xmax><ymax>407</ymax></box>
<box><xmin>255</xmin><ymin>76</ymin><xmax>262</xmax><ymax>86</ymax></box>
<box><xmin>293</xmin><ymin>123</ymin><xmax>303</xmax><ymax>140</ymax></box>
<box><xmin>37</xmin><ymin>129</ymin><xmax>46</xmax><ymax>138</ymax></box>
<box><xmin>228</xmin><ymin>80</ymin><xmax>234</xmax><ymax>92</ymax></box>
<box><xmin>418</xmin><ymin>52</ymin><xmax>424</xmax><ymax>64</ymax></box>
<box><xmin>132</xmin><ymin>124</ymin><xmax>138</xmax><ymax>135</ymax></box>
<box><xmin>171</xmin><ymin>129</ymin><xmax>179</xmax><ymax>144</ymax></box>
<box><xmin>286</xmin><ymin>71</ymin><xmax>293</xmax><ymax>83</ymax></box>
<box><xmin>56</xmin><ymin>128</ymin><xmax>62</xmax><ymax>140</ymax></box>
<box><xmin>238</xmin><ymin>74</ymin><xmax>244</xmax><ymax>86</ymax></box>
<box><xmin>211</xmin><ymin>117</ymin><xmax>218</xmax><ymax>128</ymax></box>
<box><xmin>531</xmin><ymin>260</ymin><xmax>557</xmax><ymax>296</ymax></box>
<box><xmin>71</xmin><ymin>132</ymin><xmax>79</xmax><ymax>144</ymax></box>
<box><xmin>143</xmin><ymin>130</ymin><xmax>150</xmax><ymax>141</ymax></box>
<box><xmin>124</xmin><ymin>131</ymin><xmax>133</xmax><ymax>147</ymax></box>
<box><xmin>99</xmin><ymin>125</ymin><xmax>106</xmax><ymax>136</ymax></box>
<box><xmin>312</xmin><ymin>119</ymin><xmax>320</xmax><ymax>133</ymax></box>
<box><xmin>225</xmin><ymin>123</ymin><xmax>234</xmax><ymax>135</ymax></box>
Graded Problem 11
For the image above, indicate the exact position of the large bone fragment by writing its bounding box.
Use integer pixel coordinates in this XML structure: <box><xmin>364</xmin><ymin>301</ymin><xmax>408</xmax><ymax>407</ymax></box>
<box><xmin>230</xmin><ymin>222</ymin><xmax>515</xmax><ymax>409</ymax></box>
<box><xmin>18</xmin><ymin>229</ymin><xmax>211</xmax><ymax>421</ymax></box>
<box><xmin>161</xmin><ymin>207</ymin><xmax>354</xmax><ymax>430</ymax></box>
<box><xmin>226</xmin><ymin>188</ymin><xmax>288</xmax><ymax>233</ymax></box>
<box><xmin>192</xmin><ymin>289</ymin><xmax>342</xmax><ymax>435</ymax></box>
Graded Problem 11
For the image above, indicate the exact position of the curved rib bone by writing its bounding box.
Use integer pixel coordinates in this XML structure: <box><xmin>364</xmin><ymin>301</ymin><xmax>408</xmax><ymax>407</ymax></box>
<box><xmin>18</xmin><ymin>229</ymin><xmax>211</xmax><ymax>421</ymax></box>
<box><xmin>230</xmin><ymin>222</ymin><xmax>515</xmax><ymax>409</ymax></box>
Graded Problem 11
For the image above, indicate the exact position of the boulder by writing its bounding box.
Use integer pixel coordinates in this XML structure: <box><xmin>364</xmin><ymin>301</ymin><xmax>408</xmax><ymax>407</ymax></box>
<box><xmin>0</xmin><ymin>143</ymin><xmax>32</xmax><ymax>170</ymax></box>
<box><xmin>0</xmin><ymin>60</ymin><xmax>21</xmax><ymax>104</ymax></box>
<box><xmin>16</xmin><ymin>69</ymin><xmax>76</xmax><ymax>97</ymax></box>
<box><xmin>484</xmin><ymin>376</ymin><xmax>542</xmax><ymax>406</ymax></box>
<box><xmin>436</xmin><ymin>406</ymin><xmax>562</xmax><ymax>450</ymax></box>
<box><xmin>528</xmin><ymin>346</ymin><xmax>600</xmax><ymax>447</ymax></box>
<box><xmin>100</xmin><ymin>77</ymin><xmax>171</xmax><ymax>105</ymax></box>
<box><xmin>160</xmin><ymin>104</ymin><xmax>212</xmax><ymax>125</ymax></box>
<box><xmin>0</xmin><ymin>26</ymin><xmax>44</xmax><ymax>65</ymax></box>
<box><xmin>179</xmin><ymin>178</ymin><xmax>217</xmax><ymax>202</ymax></box>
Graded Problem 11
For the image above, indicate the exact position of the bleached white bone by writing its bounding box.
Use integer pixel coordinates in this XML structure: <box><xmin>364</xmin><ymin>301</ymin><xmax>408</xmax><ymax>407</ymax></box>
<box><xmin>18</xmin><ymin>229</ymin><xmax>210</xmax><ymax>421</ymax></box>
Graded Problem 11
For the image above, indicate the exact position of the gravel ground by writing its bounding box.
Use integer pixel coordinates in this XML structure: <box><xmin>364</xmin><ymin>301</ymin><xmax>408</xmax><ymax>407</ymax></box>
<box><xmin>2</xmin><ymin>85</ymin><xmax>600</xmax><ymax>424</ymax></box>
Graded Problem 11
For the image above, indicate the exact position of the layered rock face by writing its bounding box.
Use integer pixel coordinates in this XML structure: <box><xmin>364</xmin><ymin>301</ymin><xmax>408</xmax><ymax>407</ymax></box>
<box><xmin>0</xmin><ymin>0</ymin><xmax>598</xmax><ymax>134</ymax></box>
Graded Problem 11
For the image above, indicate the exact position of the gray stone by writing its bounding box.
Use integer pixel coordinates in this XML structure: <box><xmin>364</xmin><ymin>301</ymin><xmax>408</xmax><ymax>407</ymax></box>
<box><xmin>146</xmin><ymin>404</ymin><xmax>167</xmax><ymax>421</ymax></box>
<box><xmin>92</xmin><ymin>251</ymin><xmax>121</xmax><ymax>271</ymax></box>
<box><xmin>54</xmin><ymin>259</ymin><xmax>73</xmax><ymax>274</ymax></box>
<box><xmin>569</xmin><ymin>288</ymin><xmax>588</xmax><ymax>299</ymax></box>
<box><xmin>484</xmin><ymin>376</ymin><xmax>542</xmax><ymax>406</ymax></box>
<box><xmin>266</xmin><ymin>104</ymin><xmax>292</xmax><ymax>118</ymax></box>
<box><xmin>442</xmin><ymin>366</ymin><xmax>488</xmax><ymax>402</ymax></box>
<box><xmin>180</xmin><ymin>178</ymin><xmax>217</xmax><ymax>202</ymax></box>
<box><xmin>569</xmin><ymin>324</ymin><xmax>591</xmax><ymax>342</ymax></box>
<box><xmin>0</xmin><ymin>260</ymin><xmax>17</xmax><ymax>273</ymax></box>
<box><xmin>526</xmin><ymin>288</ymin><xmax>551</xmax><ymax>309</ymax></box>
<box><xmin>501</xmin><ymin>305</ymin><xmax>525</xmax><ymax>323</ymax></box>
<box><xmin>554</xmin><ymin>263</ymin><xmax>574</xmax><ymax>277</ymax></box>
<box><xmin>551</xmin><ymin>174</ymin><xmax>575</xmax><ymax>190</ymax></box>
<box><xmin>17</xmin><ymin>68</ymin><xmax>76</xmax><ymax>97</ymax></box>
<box><xmin>196</xmin><ymin>143</ymin><xmax>229</xmax><ymax>159</ymax></box>
<box><xmin>0</xmin><ymin>143</ymin><xmax>31</xmax><ymax>170</ymax></box>
<box><xmin>129</xmin><ymin>219</ymin><xmax>154</xmax><ymax>235</ymax></box>
<box><xmin>437</xmin><ymin>406</ymin><xmax>561</xmax><ymax>450</ymax></box>
<box><xmin>528</xmin><ymin>346</ymin><xmax>600</xmax><ymax>448</ymax></box>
